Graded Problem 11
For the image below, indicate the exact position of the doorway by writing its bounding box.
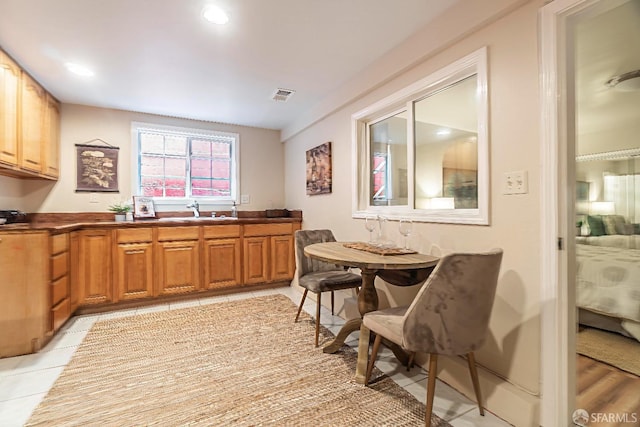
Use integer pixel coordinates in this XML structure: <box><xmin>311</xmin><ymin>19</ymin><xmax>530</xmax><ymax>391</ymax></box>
<box><xmin>541</xmin><ymin>0</ymin><xmax>640</xmax><ymax>425</ymax></box>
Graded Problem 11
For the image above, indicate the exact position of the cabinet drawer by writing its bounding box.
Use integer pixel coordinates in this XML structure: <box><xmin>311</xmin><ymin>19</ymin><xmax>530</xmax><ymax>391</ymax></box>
<box><xmin>51</xmin><ymin>297</ymin><xmax>71</xmax><ymax>331</ymax></box>
<box><xmin>203</xmin><ymin>224</ymin><xmax>241</xmax><ymax>239</ymax></box>
<box><xmin>51</xmin><ymin>275</ymin><xmax>69</xmax><ymax>306</ymax></box>
<box><xmin>157</xmin><ymin>226</ymin><xmax>199</xmax><ymax>241</ymax></box>
<box><xmin>51</xmin><ymin>251</ymin><xmax>68</xmax><ymax>280</ymax></box>
<box><xmin>243</xmin><ymin>223</ymin><xmax>292</xmax><ymax>237</ymax></box>
<box><xmin>51</xmin><ymin>233</ymin><xmax>68</xmax><ymax>255</ymax></box>
<box><xmin>117</xmin><ymin>228</ymin><xmax>153</xmax><ymax>243</ymax></box>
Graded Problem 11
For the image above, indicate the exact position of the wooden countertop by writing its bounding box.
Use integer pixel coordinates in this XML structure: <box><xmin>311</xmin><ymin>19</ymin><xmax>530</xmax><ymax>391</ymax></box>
<box><xmin>0</xmin><ymin>214</ymin><xmax>302</xmax><ymax>234</ymax></box>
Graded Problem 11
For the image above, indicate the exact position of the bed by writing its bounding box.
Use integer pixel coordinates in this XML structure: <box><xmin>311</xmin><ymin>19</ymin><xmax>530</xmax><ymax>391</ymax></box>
<box><xmin>576</xmin><ymin>244</ymin><xmax>640</xmax><ymax>342</ymax></box>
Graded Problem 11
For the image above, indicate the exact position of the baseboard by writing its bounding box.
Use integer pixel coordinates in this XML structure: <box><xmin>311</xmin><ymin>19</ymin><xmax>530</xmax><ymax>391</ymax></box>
<box><xmin>413</xmin><ymin>352</ymin><xmax>540</xmax><ymax>427</ymax></box>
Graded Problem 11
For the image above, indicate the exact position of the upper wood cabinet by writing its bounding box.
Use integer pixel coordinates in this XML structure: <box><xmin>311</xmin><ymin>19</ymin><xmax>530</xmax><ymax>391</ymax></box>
<box><xmin>0</xmin><ymin>51</ymin><xmax>20</xmax><ymax>166</ymax></box>
<box><xmin>19</xmin><ymin>72</ymin><xmax>46</xmax><ymax>173</ymax></box>
<box><xmin>43</xmin><ymin>95</ymin><xmax>60</xmax><ymax>178</ymax></box>
<box><xmin>0</xmin><ymin>49</ymin><xmax>60</xmax><ymax>180</ymax></box>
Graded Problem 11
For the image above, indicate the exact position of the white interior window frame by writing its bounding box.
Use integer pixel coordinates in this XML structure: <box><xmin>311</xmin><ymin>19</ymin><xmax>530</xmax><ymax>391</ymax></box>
<box><xmin>351</xmin><ymin>46</ymin><xmax>489</xmax><ymax>224</ymax></box>
<box><xmin>131</xmin><ymin>121</ymin><xmax>240</xmax><ymax>210</ymax></box>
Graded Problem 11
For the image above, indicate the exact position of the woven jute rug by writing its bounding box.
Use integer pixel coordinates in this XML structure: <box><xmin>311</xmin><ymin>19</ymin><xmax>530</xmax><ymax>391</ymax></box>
<box><xmin>577</xmin><ymin>327</ymin><xmax>640</xmax><ymax>376</ymax></box>
<box><xmin>27</xmin><ymin>294</ymin><xmax>451</xmax><ymax>426</ymax></box>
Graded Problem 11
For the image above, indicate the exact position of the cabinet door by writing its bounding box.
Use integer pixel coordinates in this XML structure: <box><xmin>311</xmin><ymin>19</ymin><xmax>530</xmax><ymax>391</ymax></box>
<box><xmin>78</xmin><ymin>230</ymin><xmax>112</xmax><ymax>305</ymax></box>
<box><xmin>203</xmin><ymin>238</ymin><xmax>242</xmax><ymax>289</ymax></box>
<box><xmin>243</xmin><ymin>236</ymin><xmax>269</xmax><ymax>285</ymax></box>
<box><xmin>69</xmin><ymin>232</ymin><xmax>80</xmax><ymax>312</ymax></box>
<box><xmin>19</xmin><ymin>72</ymin><xmax>45</xmax><ymax>172</ymax></box>
<box><xmin>270</xmin><ymin>234</ymin><xmax>295</xmax><ymax>281</ymax></box>
<box><xmin>0</xmin><ymin>51</ymin><xmax>19</xmax><ymax>166</ymax></box>
<box><xmin>0</xmin><ymin>232</ymin><xmax>48</xmax><ymax>357</ymax></box>
<box><xmin>116</xmin><ymin>242</ymin><xmax>154</xmax><ymax>300</ymax></box>
<box><xmin>50</xmin><ymin>232</ymin><xmax>70</xmax><ymax>333</ymax></box>
<box><xmin>156</xmin><ymin>240</ymin><xmax>200</xmax><ymax>295</ymax></box>
<box><xmin>42</xmin><ymin>95</ymin><xmax>60</xmax><ymax>178</ymax></box>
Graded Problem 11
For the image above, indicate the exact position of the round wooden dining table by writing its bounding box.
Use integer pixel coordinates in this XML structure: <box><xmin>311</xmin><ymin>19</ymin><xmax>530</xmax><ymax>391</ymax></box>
<box><xmin>303</xmin><ymin>241</ymin><xmax>439</xmax><ymax>384</ymax></box>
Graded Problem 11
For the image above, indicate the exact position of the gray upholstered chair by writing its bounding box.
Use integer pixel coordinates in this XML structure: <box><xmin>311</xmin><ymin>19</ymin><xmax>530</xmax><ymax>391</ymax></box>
<box><xmin>362</xmin><ymin>249</ymin><xmax>503</xmax><ymax>427</ymax></box>
<box><xmin>294</xmin><ymin>229</ymin><xmax>362</xmax><ymax>346</ymax></box>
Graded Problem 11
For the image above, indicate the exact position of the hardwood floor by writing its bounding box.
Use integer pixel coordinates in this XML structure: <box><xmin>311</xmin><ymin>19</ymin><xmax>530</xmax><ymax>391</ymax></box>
<box><xmin>576</xmin><ymin>355</ymin><xmax>640</xmax><ymax>426</ymax></box>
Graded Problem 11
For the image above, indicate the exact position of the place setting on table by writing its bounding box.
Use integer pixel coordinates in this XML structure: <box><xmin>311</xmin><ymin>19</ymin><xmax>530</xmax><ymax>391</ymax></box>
<box><xmin>352</xmin><ymin>215</ymin><xmax>415</xmax><ymax>255</ymax></box>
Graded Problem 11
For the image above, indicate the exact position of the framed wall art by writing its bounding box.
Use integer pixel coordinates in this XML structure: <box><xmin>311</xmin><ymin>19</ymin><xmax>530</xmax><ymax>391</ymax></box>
<box><xmin>133</xmin><ymin>196</ymin><xmax>156</xmax><ymax>219</ymax></box>
<box><xmin>306</xmin><ymin>142</ymin><xmax>332</xmax><ymax>195</ymax></box>
<box><xmin>75</xmin><ymin>140</ymin><xmax>119</xmax><ymax>192</ymax></box>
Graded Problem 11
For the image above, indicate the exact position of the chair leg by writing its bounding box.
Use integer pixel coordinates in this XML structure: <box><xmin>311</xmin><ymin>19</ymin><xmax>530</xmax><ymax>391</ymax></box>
<box><xmin>425</xmin><ymin>353</ymin><xmax>438</xmax><ymax>427</ymax></box>
<box><xmin>407</xmin><ymin>352</ymin><xmax>415</xmax><ymax>371</ymax></box>
<box><xmin>331</xmin><ymin>291</ymin><xmax>335</xmax><ymax>315</ymax></box>
<box><xmin>315</xmin><ymin>295</ymin><xmax>321</xmax><ymax>347</ymax></box>
<box><xmin>467</xmin><ymin>352</ymin><xmax>485</xmax><ymax>416</ymax></box>
<box><xmin>365</xmin><ymin>333</ymin><xmax>383</xmax><ymax>385</ymax></box>
<box><xmin>294</xmin><ymin>289</ymin><xmax>308</xmax><ymax>322</ymax></box>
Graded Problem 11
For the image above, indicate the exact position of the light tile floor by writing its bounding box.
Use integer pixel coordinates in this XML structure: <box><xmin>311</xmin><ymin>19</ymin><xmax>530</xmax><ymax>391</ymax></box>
<box><xmin>0</xmin><ymin>287</ymin><xmax>513</xmax><ymax>426</ymax></box>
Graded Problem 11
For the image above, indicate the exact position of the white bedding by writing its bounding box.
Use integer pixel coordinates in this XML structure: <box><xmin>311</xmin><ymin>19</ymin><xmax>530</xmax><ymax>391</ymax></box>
<box><xmin>576</xmin><ymin>244</ymin><xmax>640</xmax><ymax>341</ymax></box>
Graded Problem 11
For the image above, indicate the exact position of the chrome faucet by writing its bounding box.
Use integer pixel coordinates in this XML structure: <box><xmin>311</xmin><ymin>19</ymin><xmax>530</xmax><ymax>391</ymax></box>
<box><xmin>186</xmin><ymin>200</ymin><xmax>200</xmax><ymax>218</ymax></box>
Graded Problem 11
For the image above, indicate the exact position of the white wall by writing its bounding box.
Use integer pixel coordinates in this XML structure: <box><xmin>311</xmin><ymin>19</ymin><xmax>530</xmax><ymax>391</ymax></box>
<box><xmin>0</xmin><ymin>104</ymin><xmax>285</xmax><ymax>213</ymax></box>
<box><xmin>284</xmin><ymin>1</ymin><xmax>544</xmax><ymax>426</ymax></box>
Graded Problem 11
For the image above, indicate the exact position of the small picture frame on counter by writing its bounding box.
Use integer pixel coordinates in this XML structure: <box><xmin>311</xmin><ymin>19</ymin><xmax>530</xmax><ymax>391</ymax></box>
<box><xmin>133</xmin><ymin>196</ymin><xmax>156</xmax><ymax>219</ymax></box>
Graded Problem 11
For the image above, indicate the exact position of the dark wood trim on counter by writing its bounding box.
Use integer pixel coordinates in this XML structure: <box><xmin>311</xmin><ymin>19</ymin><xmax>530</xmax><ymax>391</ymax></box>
<box><xmin>16</xmin><ymin>210</ymin><xmax>302</xmax><ymax>233</ymax></box>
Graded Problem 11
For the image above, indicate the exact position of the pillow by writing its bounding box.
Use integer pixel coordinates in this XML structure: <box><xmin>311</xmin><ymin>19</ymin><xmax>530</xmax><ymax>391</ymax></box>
<box><xmin>621</xmin><ymin>224</ymin><xmax>635</xmax><ymax>235</ymax></box>
<box><xmin>602</xmin><ymin>215</ymin><xmax>619</xmax><ymax>235</ymax></box>
<box><xmin>587</xmin><ymin>215</ymin><xmax>605</xmax><ymax>236</ymax></box>
<box><xmin>611</xmin><ymin>215</ymin><xmax>627</xmax><ymax>234</ymax></box>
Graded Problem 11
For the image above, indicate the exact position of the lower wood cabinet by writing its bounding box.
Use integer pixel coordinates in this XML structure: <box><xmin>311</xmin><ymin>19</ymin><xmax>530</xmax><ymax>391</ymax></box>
<box><xmin>243</xmin><ymin>236</ymin><xmax>269</xmax><ymax>285</ymax></box>
<box><xmin>50</xmin><ymin>232</ymin><xmax>71</xmax><ymax>332</ymax></box>
<box><xmin>71</xmin><ymin>222</ymin><xmax>298</xmax><ymax>304</ymax></box>
<box><xmin>203</xmin><ymin>225</ymin><xmax>242</xmax><ymax>290</ymax></box>
<box><xmin>0</xmin><ymin>232</ymin><xmax>49</xmax><ymax>357</ymax></box>
<box><xmin>270</xmin><ymin>234</ymin><xmax>295</xmax><ymax>281</ymax></box>
<box><xmin>115</xmin><ymin>228</ymin><xmax>154</xmax><ymax>301</ymax></box>
<box><xmin>77</xmin><ymin>229</ymin><xmax>112</xmax><ymax>305</ymax></box>
<box><xmin>243</xmin><ymin>223</ymin><xmax>299</xmax><ymax>285</ymax></box>
<box><xmin>1</xmin><ymin>219</ymin><xmax>301</xmax><ymax>358</ymax></box>
<box><xmin>156</xmin><ymin>226</ymin><xmax>200</xmax><ymax>295</ymax></box>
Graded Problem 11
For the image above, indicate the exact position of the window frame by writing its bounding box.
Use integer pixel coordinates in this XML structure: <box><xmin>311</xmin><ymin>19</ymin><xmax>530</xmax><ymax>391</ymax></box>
<box><xmin>131</xmin><ymin>122</ymin><xmax>240</xmax><ymax>208</ymax></box>
<box><xmin>351</xmin><ymin>47</ymin><xmax>489</xmax><ymax>224</ymax></box>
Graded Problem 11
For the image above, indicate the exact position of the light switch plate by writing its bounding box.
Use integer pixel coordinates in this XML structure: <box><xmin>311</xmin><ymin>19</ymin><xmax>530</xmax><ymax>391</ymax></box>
<box><xmin>89</xmin><ymin>193</ymin><xmax>99</xmax><ymax>203</ymax></box>
<box><xmin>240</xmin><ymin>194</ymin><xmax>250</xmax><ymax>204</ymax></box>
<box><xmin>503</xmin><ymin>171</ymin><xmax>528</xmax><ymax>195</ymax></box>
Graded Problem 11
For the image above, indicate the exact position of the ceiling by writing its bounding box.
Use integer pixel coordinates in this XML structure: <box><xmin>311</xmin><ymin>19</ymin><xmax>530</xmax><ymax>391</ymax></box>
<box><xmin>575</xmin><ymin>0</ymin><xmax>640</xmax><ymax>151</ymax></box>
<box><xmin>0</xmin><ymin>0</ymin><xmax>460</xmax><ymax>131</ymax></box>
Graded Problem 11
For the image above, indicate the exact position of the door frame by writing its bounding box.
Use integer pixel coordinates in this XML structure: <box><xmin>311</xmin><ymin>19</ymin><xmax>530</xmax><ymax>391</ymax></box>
<box><xmin>539</xmin><ymin>0</ymin><xmax>630</xmax><ymax>425</ymax></box>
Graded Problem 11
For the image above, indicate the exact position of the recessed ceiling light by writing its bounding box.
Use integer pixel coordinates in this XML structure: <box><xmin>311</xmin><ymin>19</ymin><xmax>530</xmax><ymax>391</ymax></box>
<box><xmin>65</xmin><ymin>62</ymin><xmax>94</xmax><ymax>77</ymax></box>
<box><xmin>436</xmin><ymin>129</ymin><xmax>451</xmax><ymax>136</ymax></box>
<box><xmin>202</xmin><ymin>5</ymin><xmax>229</xmax><ymax>25</ymax></box>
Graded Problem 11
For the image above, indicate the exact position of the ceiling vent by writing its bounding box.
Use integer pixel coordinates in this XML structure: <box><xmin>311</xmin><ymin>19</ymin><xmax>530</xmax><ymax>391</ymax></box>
<box><xmin>272</xmin><ymin>88</ymin><xmax>295</xmax><ymax>102</ymax></box>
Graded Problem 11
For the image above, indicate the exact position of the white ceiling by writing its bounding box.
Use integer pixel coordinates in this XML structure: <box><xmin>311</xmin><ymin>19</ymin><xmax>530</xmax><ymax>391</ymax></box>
<box><xmin>0</xmin><ymin>0</ymin><xmax>460</xmax><ymax>131</ymax></box>
<box><xmin>575</xmin><ymin>0</ymin><xmax>640</xmax><ymax>147</ymax></box>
